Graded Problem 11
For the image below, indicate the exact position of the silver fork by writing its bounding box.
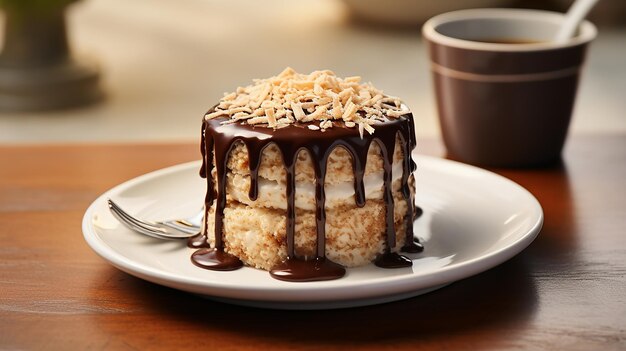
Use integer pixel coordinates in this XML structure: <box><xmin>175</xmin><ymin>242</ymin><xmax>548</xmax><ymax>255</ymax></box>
<box><xmin>107</xmin><ymin>198</ymin><xmax>202</xmax><ymax>240</ymax></box>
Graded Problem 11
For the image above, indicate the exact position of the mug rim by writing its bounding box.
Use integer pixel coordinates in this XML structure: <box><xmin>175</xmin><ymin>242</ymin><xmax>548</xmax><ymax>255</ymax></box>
<box><xmin>422</xmin><ymin>8</ymin><xmax>597</xmax><ymax>52</ymax></box>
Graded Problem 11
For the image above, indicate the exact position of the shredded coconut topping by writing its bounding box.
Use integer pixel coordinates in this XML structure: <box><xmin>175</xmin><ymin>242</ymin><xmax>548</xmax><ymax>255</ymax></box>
<box><xmin>204</xmin><ymin>67</ymin><xmax>410</xmax><ymax>135</ymax></box>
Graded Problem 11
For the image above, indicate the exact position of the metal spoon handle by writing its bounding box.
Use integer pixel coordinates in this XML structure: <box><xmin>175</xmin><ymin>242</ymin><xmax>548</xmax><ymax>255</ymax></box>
<box><xmin>554</xmin><ymin>0</ymin><xmax>599</xmax><ymax>42</ymax></box>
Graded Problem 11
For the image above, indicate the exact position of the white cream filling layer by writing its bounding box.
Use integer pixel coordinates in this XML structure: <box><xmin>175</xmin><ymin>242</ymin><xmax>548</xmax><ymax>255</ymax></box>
<box><xmin>228</xmin><ymin>161</ymin><xmax>405</xmax><ymax>211</ymax></box>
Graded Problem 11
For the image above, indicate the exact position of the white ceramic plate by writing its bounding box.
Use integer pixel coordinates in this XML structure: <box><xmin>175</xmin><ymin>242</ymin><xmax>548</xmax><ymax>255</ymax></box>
<box><xmin>82</xmin><ymin>155</ymin><xmax>542</xmax><ymax>310</ymax></box>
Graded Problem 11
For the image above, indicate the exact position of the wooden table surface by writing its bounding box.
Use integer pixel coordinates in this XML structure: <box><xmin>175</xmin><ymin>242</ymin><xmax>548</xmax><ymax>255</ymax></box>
<box><xmin>1</xmin><ymin>135</ymin><xmax>624</xmax><ymax>350</ymax></box>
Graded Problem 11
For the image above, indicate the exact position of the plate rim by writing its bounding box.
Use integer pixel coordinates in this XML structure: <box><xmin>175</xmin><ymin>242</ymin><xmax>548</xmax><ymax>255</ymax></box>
<box><xmin>82</xmin><ymin>155</ymin><xmax>543</xmax><ymax>303</ymax></box>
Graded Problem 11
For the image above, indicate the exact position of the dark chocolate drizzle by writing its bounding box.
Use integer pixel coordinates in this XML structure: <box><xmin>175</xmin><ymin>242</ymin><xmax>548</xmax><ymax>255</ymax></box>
<box><xmin>191</xmin><ymin>248</ymin><xmax>243</xmax><ymax>271</ymax></box>
<box><xmin>187</xmin><ymin>233</ymin><xmax>210</xmax><ymax>249</ymax></box>
<box><xmin>271</xmin><ymin>257</ymin><xmax>345</xmax><ymax>282</ymax></box>
<box><xmin>192</xmin><ymin>110</ymin><xmax>422</xmax><ymax>281</ymax></box>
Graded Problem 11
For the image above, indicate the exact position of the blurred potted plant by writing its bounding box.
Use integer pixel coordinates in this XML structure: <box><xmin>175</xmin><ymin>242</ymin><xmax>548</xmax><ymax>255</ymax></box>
<box><xmin>0</xmin><ymin>0</ymin><xmax>102</xmax><ymax>111</ymax></box>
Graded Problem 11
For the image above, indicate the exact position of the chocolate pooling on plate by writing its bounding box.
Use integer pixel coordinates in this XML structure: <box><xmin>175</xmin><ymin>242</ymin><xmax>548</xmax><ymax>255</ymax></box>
<box><xmin>191</xmin><ymin>68</ymin><xmax>423</xmax><ymax>281</ymax></box>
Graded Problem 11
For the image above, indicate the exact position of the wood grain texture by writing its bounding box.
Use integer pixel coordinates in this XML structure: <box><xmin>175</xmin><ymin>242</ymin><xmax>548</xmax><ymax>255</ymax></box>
<box><xmin>0</xmin><ymin>137</ymin><xmax>624</xmax><ymax>350</ymax></box>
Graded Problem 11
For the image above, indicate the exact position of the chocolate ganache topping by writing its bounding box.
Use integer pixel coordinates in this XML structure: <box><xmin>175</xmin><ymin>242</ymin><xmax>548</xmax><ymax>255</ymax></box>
<box><xmin>190</xmin><ymin>68</ymin><xmax>423</xmax><ymax>282</ymax></box>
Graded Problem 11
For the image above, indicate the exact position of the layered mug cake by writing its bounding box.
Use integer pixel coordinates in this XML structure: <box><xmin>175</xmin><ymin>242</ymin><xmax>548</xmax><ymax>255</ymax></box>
<box><xmin>190</xmin><ymin>68</ymin><xmax>423</xmax><ymax>281</ymax></box>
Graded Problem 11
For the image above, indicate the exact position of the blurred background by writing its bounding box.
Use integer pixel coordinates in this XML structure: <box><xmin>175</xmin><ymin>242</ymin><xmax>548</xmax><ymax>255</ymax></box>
<box><xmin>0</xmin><ymin>0</ymin><xmax>624</xmax><ymax>144</ymax></box>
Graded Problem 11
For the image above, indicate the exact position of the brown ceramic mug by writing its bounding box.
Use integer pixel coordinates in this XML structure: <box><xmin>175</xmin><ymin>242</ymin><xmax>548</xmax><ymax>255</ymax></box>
<box><xmin>423</xmin><ymin>9</ymin><xmax>596</xmax><ymax>167</ymax></box>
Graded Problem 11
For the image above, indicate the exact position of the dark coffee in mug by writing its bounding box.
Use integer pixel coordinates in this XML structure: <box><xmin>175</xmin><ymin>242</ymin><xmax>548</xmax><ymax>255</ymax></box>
<box><xmin>467</xmin><ymin>38</ymin><xmax>545</xmax><ymax>44</ymax></box>
<box><xmin>423</xmin><ymin>9</ymin><xmax>597</xmax><ymax>168</ymax></box>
